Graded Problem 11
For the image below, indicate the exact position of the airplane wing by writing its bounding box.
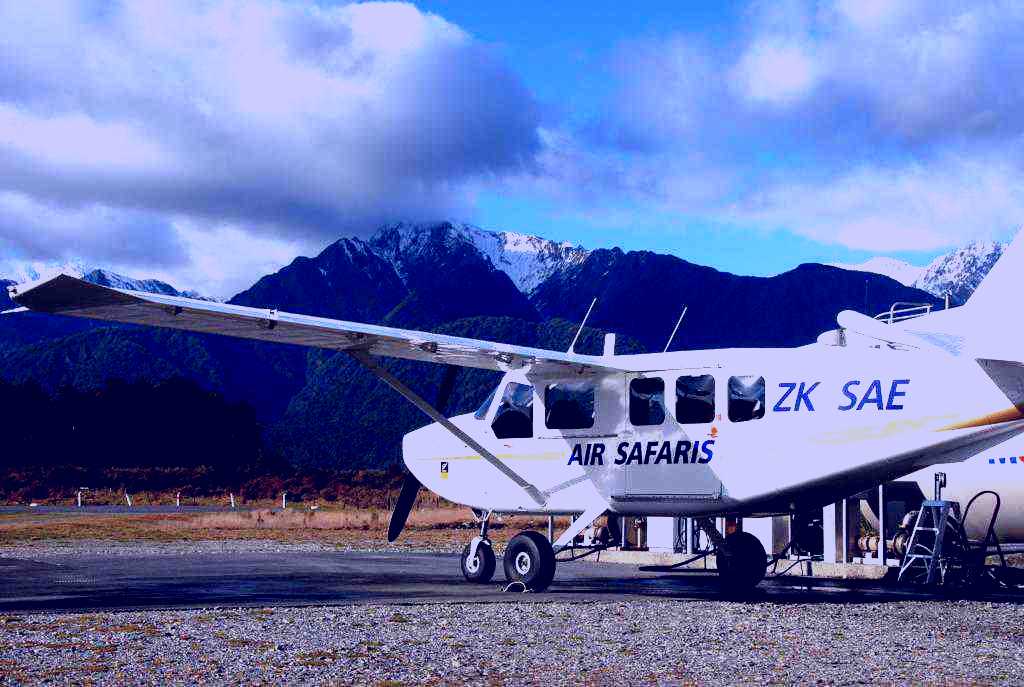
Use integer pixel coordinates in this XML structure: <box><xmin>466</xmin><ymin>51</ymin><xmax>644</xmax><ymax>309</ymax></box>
<box><xmin>6</xmin><ymin>274</ymin><xmax>621</xmax><ymax>375</ymax></box>
<box><xmin>834</xmin><ymin>310</ymin><xmax>962</xmax><ymax>354</ymax></box>
<box><xmin>741</xmin><ymin>419</ymin><xmax>1024</xmax><ymax>517</ymax></box>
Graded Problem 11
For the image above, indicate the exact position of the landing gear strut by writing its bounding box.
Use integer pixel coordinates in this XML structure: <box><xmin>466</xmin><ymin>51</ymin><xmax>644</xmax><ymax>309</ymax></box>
<box><xmin>465</xmin><ymin>505</ymin><xmax>605</xmax><ymax>592</ymax></box>
<box><xmin>460</xmin><ymin>511</ymin><xmax>496</xmax><ymax>583</ymax></box>
<box><xmin>696</xmin><ymin>518</ymin><xmax>767</xmax><ymax>593</ymax></box>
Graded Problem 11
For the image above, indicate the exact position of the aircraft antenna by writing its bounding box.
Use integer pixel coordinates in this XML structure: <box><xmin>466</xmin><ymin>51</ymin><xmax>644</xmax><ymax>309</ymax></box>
<box><xmin>662</xmin><ymin>306</ymin><xmax>688</xmax><ymax>352</ymax></box>
<box><xmin>567</xmin><ymin>298</ymin><xmax>598</xmax><ymax>353</ymax></box>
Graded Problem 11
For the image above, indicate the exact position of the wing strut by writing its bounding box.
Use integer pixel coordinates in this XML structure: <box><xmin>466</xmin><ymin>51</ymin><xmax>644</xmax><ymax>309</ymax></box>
<box><xmin>348</xmin><ymin>351</ymin><xmax>547</xmax><ymax>507</ymax></box>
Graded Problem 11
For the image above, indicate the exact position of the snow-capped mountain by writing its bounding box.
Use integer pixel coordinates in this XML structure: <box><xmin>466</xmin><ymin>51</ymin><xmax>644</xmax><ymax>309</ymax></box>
<box><xmin>461</xmin><ymin>227</ymin><xmax>589</xmax><ymax>294</ymax></box>
<box><xmin>913</xmin><ymin>240</ymin><xmax>1006</xmax><ymax>306</ymax></box>
<box><xmin>83</xmin><ymin>269</ymin><xmax>215</xmax><ymax>301</ymax></box>
<box><xmin>829</xmin><ymin>257</ymin><xmax>923</xmax><ymax>287</ymax></box>
<box><xmin>369</xmin><ymin>221</ymin><xmax>589</xmax><ymax>294</ymax></box>
<box><xmin>0</xmin><ymin>259</ymin><xmax>90</xmax><ymax>285</ymax></box>
<box><xmin>831</xmin><ymin>239</ymin><xmax>1009</xmax><ymax>305</ymax></box>
<box><xmin>0</xmin><ymin>260</ymin><xmax>213</xmax><ymax>301</ymax></box>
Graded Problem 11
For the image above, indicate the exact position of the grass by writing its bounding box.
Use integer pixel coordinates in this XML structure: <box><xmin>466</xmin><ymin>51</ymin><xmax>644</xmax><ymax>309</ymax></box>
<box><xmin>0</xmin><ymin>507</ymin><xmax>571</xmax><ymax>548</ymax></box>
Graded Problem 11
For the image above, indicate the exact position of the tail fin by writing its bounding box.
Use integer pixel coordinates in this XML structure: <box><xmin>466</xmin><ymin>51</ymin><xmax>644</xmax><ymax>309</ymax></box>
<box><xmin>978</xmin><ymin>359</ymin><xmax>1024</xmax><ymax>410</ymax></box>
<box><xmin>966</xmin><ymin>228</ymin><xmax>1024</xmax><ymax>316</ymax></box>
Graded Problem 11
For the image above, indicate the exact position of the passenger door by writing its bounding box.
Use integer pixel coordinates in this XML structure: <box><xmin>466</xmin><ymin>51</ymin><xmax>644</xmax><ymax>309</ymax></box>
<box><xmin>618</xmin><ymin>371</ymin><xmax>723</xmax><ymax>501</ymax></box>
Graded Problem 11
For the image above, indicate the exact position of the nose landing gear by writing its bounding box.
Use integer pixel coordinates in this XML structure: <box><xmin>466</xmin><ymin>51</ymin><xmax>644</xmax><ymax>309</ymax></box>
<box><xmin>461</xmin><ymin>541</ymin><xmax>496</xmax><ymax>582</ymax></box>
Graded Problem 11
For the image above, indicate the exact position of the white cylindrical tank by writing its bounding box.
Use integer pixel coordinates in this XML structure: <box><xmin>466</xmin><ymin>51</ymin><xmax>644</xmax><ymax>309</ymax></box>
<box><xmin>909</xmin><ymin>437</ymin><xmax>1024</xmax><ymax>541</ymax></box>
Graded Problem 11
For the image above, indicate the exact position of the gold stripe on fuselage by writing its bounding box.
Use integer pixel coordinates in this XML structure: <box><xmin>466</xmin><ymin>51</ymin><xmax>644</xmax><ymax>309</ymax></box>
<box><xmin>941</xmin><ymin>406</ymin><xmax>1024</xmax><ymax>431</ymax></box>
<box><xmin>413</xmin><ymin>451</ymin><xmax>566</xmax><ymax>462</ymax></box>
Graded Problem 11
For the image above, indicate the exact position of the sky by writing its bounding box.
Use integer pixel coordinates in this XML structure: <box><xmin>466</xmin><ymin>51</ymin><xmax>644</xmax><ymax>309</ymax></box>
<box><xmin>0</xmin><ymin>0</ymin><xmax>1022</xmax><ymax>298</ymax></box>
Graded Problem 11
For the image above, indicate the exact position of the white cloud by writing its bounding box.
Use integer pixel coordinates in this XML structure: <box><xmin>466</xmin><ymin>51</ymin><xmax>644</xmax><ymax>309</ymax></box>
<box><xmin>0</xmin><ymin>192</ymin><xmax>188</xmax><ymax>268</ymax></box>
<box><xmin>553</xmin><ymin>0</ymin><xmax>1024</xmax><ymax>254</ymax></box>
<box><xmin>152</xmin><ymin>222</ymin><xmax>309</xmax><ymax>299</ymax></box>
<box><xmin>731</xmin><ymin>38</ymin><xmax>822</xmax><ymax>106</ymax></box>
<box><xmin>0</xmin><ymin>105</ymin><xmax>171</xmax><ymax>171</ymax></box>
<box><xmin>601</xmin><ymin>0</ymin><xmax>1024</xmax><ymax>141</ymax></box>
<box><xmin>832</xmin><ymin>0</ymin><xmax>913</xmax><ymax>31</ymax></box>
<box><xmin>0</xmin><ymin>0</ymin><xmax>540</xmax><ymax>282</ymax></box>
<box><xmin>727</xmin><ymin>156</ymin><xmax>1024</xmax><ymax>251</ymax></box>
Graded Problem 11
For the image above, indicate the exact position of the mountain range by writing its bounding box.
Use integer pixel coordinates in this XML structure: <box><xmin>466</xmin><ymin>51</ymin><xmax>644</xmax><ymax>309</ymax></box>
<box><xmin>831</xmin><ymin>239</ymin><xmax>1006</xmax><ymax>305</ymax></box>
<box><xmin>0</xmin><ymin>222</ymin><xmax>997</xmax><ymax>471</ymax></box>
<box><xmin>1</xmin><ymin>260</ymin><xmax>213</xmax><ymax>302</ymax></box>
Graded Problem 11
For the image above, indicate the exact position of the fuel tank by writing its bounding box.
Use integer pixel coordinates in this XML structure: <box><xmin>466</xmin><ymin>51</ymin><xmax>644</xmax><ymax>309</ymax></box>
<box><xmin>909</xmin><ymin>437</ymin><xmax>1024</xmax><ymax>541</ymax></box>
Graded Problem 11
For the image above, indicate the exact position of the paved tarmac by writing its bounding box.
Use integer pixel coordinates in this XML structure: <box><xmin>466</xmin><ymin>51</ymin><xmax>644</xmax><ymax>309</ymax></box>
<box><xmin>2</xmin><ymin>550</ymin><xmax>1023</xmax><ymax>613</ymax></box>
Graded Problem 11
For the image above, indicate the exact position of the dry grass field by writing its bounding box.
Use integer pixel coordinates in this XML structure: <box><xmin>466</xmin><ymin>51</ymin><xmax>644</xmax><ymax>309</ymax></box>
<box><xmin>0</xmin><ymin>506</ymin><xmax>571</xmax><ymax>550</ymax></box>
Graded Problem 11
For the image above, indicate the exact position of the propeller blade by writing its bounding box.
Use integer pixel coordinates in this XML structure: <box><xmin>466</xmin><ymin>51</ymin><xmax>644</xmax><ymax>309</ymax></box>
<box><xmin>387</xmin><ymin>473</ymin><xmax>422</xmax><ymax>542</ymax></box>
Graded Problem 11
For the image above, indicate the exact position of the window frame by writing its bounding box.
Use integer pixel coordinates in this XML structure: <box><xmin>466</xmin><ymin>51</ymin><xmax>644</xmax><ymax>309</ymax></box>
<box><xmin>628</xmin><ymin>376</ymin><xmax>667</xmax><ymax>427</ymax></box>
<box><xmin>727</xmin><ymin>375</ymin><xmax>766</xmax><ymax>423</ymax></box>
<box><xmin>474</xmin><ymin>384</ymin><xmax>500</xmax><ymax>420</ymax></box>
<box><xmin>675</xmin><ymin>373</ymin><xmax>717</xmax><ymax>425</ymax></box>
<box><xmin>543</xmin><ymin>380</ymin><xmax>598</xmax><ymax>432</ymax></box>
<box><xmin>490</xmin><ymin>381</ymin><xmax>535</xmax><ymax>439</ymax></box>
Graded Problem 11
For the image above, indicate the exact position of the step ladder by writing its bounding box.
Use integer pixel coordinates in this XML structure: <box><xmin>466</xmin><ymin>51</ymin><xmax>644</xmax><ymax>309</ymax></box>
<box><xmin>897</xmin><ymin>500</ymin><xmax>962</xmax><ymax>586</ymax></box>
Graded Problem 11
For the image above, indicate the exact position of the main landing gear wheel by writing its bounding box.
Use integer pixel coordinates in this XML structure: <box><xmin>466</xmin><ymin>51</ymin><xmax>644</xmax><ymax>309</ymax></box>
<box><xmin>460</xmin><ymin>540</ymin><xmax>496</xmax><ymax>583</ymax></box>
<box><xmin>716</xmin><ymin>531</ymin><xmax>767</xmax><ymax>593</ymax></box>
<box><xmin>503</xmin><ymin>531</ymin><xmax>556</xmax><ymax>592</ymax></box>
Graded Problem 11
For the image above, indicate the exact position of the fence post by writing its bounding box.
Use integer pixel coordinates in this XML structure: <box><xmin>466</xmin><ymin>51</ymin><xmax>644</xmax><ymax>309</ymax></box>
<box><xmin>230</xmin><ymin>493</ymin><xmax>236</xmax><ymax>509</ymax></box>
<box><xmin>176</xmin><ymin>492</ymin><xmax>181</xmax><ymax>508</ymax></box>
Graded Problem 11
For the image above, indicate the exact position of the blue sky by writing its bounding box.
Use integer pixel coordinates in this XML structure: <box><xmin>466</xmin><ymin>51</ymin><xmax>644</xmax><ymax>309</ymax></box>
<box><xmin>426</xmin><ymin>0</ymin><xmax>1024</xmax><ymax>275</ymax></box>
<box><xmin>0</xmin><ymin>1</ymin><xmax>1022</xmax><ymax>295</ymax></box>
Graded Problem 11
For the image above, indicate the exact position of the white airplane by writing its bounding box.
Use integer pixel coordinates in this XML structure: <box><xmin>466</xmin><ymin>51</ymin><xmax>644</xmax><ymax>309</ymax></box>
<box><xmin>7</xmin><ymin>233</ymin><xmax>1024</xmax><ymax>593</ymax></box>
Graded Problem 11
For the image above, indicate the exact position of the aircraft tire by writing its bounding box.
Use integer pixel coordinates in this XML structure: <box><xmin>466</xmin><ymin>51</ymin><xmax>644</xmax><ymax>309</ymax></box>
<box><xmin>503</xmin><ymin>531</ymin><xmax>556</xmax><ymax>592</ymax></box>
<box><xmin>716</xmin><ymin>531</ymin><xmax>767</xmax><ymax>592</ymax></box>
<box><xmin>460</xmin><ymin>541</ymin><xmax>496</xmax><ymax>583</ymax></box>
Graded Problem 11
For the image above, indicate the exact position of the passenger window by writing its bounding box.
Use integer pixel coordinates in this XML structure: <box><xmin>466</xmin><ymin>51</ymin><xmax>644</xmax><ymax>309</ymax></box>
<box><xmin>545</xmin><ymin>381</ymin><xmax>596</xmax><ymax>430</ymax></box>
<box><xmin>629</xmin><ymin>377</ymin><xmax>665</xmax><ymax>426</ymax></box>
<box><xmin>728</xmin><ymin>376</ymin><xmax>765</xmax><ymax>423</ymax></box>
<box><xmin>676</xmin><ymin>375</ymin><xmax>715</xmax><ymax>424</ymax></box>
<box><xmin>491</xmin><ymin>383</ymin><xmax>533</xmax><ymax>439</ymax></box>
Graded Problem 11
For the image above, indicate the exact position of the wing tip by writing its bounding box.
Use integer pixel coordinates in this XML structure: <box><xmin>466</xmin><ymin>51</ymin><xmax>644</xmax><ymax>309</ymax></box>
<box><xmin>10</xmin><ymin>273</ymin><xmax>139</xmax><ymax>313</ymax></box>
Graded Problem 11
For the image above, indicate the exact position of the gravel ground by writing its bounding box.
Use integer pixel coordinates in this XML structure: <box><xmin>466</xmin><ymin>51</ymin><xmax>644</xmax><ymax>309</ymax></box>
<box><xmin>1</xmin><ymin>599</ymin><xmax>1023</xmax><ymax>685</ymax></box>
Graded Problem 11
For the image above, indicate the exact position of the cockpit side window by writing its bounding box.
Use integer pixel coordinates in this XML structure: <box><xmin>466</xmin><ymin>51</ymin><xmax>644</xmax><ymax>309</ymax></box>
<box><xmin>491</xmin><ymin>382</ymin><xmax>534</xmax><ymax>439</ymax></box>
<box><xmin>676</xmin><ymin>374</ymin><xmax>716</xmax><ymax>424</ymax></box>
<box><xmin>629</xmin><ymin>377</ymin><xmax>665</xmax><ymax>426</ymax></box>
<box><xmin>728</xmin><ymin>375</ymin><xmax>766</xmax><ymax>423</ymax></box>
<box><xmin>545</xmin><ymin>381</ymin><xmax>596</xmax><ymax>430</ymax></box>
<box><xmin>474</xmin><ymin>385</ymin><xmax>499</xmax><ymax>420</ymax></box>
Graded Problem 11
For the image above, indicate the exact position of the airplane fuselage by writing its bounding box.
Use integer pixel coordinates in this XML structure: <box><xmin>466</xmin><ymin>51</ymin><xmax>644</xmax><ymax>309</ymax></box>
<box><xmin>404</xmin><ymin>344</ymin><xmax>1024</xmax><ymax>540</ymax></box>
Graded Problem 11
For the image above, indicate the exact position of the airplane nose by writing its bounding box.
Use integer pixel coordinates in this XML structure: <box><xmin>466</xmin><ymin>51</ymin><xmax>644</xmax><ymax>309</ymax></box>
<box><xmin>401</xmin><ymin>421</ymin><xmax>439</xmax><ymax>485</ymax></box>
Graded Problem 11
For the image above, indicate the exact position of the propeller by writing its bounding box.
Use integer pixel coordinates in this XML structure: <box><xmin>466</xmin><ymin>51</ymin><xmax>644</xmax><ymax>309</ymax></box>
<box><xmin>387</xmin><ymin>365</ymin><xmax>458</xmax><ymax>543</ymax></box>
<box><xmin>388</xmin><ymin>472</ymin><xmax>422</xmax><ymax>542</ymax></box>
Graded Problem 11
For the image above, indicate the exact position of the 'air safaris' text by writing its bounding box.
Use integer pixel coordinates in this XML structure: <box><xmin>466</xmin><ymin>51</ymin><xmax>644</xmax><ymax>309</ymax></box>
<box><xmin>568</xmin><ymin>440</ymin><xmax>715</xmax><ymax>467</ymax></box>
